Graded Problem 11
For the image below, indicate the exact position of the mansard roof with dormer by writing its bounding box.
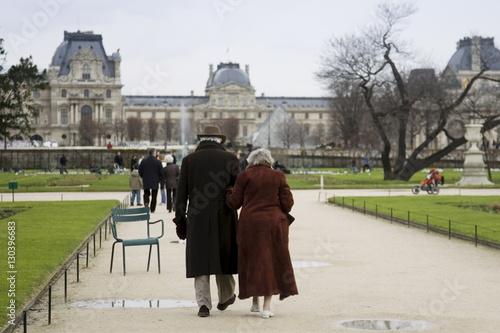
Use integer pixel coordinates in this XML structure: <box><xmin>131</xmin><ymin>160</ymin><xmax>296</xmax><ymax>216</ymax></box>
<box><xmin>51</xmin><ymin>30</ymin><xmax>120</xmax><ymax>77</ymax></box>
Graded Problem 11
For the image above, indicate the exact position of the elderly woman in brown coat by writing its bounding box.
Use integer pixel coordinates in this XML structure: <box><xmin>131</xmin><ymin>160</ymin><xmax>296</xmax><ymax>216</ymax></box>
<box><xmin>226</xmin><ymin>148</ymin><xmax>298</xmax><ymax>319</ymax></box>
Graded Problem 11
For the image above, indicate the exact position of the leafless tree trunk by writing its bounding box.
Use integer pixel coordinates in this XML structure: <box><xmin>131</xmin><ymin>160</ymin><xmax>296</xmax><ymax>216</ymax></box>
<box><xmin>126</xmin><ymin>117</ymin><xmax>142</xmax><ymax>142</ymax></box>
<box><xmin>147</xmin><ymin>118</ymin><xmax>159</xmax><ymax>142</ymax></box>
<box><xmin>222</xmin><ymin>117</ymin><xmax>239</xmax><ymax>144</ymax></box>
<box><xmin>78</xmin><ymin>117</ymin><xmax>97</xmax><ymax>146</ymax></box>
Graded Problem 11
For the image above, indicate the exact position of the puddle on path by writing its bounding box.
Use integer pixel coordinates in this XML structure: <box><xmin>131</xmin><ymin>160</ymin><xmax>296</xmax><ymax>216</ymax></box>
<box><xmin>71</xmin><ymin>299</ymin><xmax>197</xmax><ymax>309</ymax></box>
<box><xmin>337</xmin><ymin>319</ymin><xmax>435</xmax><ymax>331</ymax></box>
<box><xmin>70</xmin><ymin>262</ymin><xmax>328</xmax><ymax>309</ymax></box>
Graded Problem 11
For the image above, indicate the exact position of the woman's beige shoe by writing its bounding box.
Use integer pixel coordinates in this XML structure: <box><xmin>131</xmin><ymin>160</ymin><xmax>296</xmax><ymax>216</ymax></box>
<box><xmin>250</xmin><ymin>304</ymin><xmax>260</xmax><ymax>312</ymax></box>
<box><xmin>261</xmin><ymin>310</ymin><xmax>274</xmax><ymax>319</ymax></box>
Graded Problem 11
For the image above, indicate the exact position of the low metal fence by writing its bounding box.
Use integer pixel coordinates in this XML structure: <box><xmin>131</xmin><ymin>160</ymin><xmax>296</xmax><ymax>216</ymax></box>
<box><xmin>329</xmin><ymin>196</ymin><xmax>500</xmax><ymax>251</ymax></box>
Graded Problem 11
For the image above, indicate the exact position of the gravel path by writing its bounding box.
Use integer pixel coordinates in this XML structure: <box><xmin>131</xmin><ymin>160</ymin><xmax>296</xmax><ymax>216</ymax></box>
<box><xmin>9</xmin><ymin>189</ymin><xmax>500</xmax><ymax>333</ymax></box>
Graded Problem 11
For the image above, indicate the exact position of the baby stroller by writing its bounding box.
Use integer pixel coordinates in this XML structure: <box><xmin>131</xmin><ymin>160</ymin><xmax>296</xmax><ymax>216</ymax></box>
<box><xmin>412</xmin><ymin>169</ymin><xmax>444</xmax><ymax>195</ymax></box>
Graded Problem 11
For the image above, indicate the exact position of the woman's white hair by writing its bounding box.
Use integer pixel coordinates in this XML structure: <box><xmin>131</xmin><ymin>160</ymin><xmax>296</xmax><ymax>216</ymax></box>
<box><xmin>164</xmin><ymin>154</ymin><xmax>174</xmax><ymax>164</ymax></box>
<box><xmin>247</xmin><ymin>148</ymin><xmax>274</xmax><ymax>167</ymax></box>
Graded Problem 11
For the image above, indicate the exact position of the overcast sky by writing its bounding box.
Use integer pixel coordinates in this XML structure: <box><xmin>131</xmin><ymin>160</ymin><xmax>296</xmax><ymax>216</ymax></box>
<box><xmin>2</xmin><ymin>0</ymin><xmax>500</xmax><ymax>97</ymax></box>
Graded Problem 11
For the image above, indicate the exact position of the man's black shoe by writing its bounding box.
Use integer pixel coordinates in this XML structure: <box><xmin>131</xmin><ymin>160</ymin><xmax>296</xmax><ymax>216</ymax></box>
<box><xmin>198</xmin><ymin>305</ymin><xmax>210</xmax><ymax>317</ymax></box>
<box><xmin>217</xmin><ymin>294</ymin><xmax>236</xmax><ymax>311</ymax></box>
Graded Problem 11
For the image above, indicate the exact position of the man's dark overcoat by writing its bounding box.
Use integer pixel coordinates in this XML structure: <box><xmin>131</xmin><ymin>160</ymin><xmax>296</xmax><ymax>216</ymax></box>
<box><xmin>175</xmin><ymin>141</ymin><xmax>240</xmax><ymax>278</ymax></box>
<box><xmin>139</xmin><ymin>155</ymin><xmax>163</xmax><ymax>189</ymax></box>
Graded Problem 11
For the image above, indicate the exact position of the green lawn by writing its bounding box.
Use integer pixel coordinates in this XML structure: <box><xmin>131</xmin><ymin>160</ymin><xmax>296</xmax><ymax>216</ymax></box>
<box><xmin>1</xmin><ymin>167</ymin><xmax>499</xmax><ymax>193</ymax></box>
<box><xmin>332</xmin><ymin>196</ymin><xmax>500</xmax><ymax>243</ymax></box>
<box><xmin>0</xmin><ymin>200</ymin><xmax>118</xmax><ymax>329</ymax></box>
<box><xmin>0</xmin><ymin>171</ymin><xmax>130</xmax><ymax>192</ymax></box>
<box><xmin>286</xmin><ymin>167</ymin><xmax>500</xmax><ymax>189</ymax></box>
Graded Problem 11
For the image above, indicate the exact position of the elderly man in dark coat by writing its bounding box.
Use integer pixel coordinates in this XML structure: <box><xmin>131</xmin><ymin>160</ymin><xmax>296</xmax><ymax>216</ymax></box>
<box><xmin>139</xmin><ymin>148</ymin><xmax>163</xmax><ymax>213</ymax></box>
<box><xmin>174</xmin><ymin>125</ymin><xmax>240</xmax><ymax>317</ymax></box>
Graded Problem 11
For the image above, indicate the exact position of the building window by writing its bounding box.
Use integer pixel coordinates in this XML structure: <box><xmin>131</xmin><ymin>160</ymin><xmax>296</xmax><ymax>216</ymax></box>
<box><xmin>243</xmin><ymin>125</ymin><xmax>248</xmax><ymax>137</ymax></box>
<box><xmin>84</xmin><ymin>89</ymin><xmax>89</xmax><ymax>98</ymax></box>
<box><xmin>106</xmin><ymin>89</ymin><xmax>111</xmax><ymax>98</ymax></box>
<box><xmin>218</xmin><ymin>96</ymin><xmax>223</xmax><ymax>106</ymax></box>
<box><xmin>219</xmin><ymin>112</ymin><xmax>223</xmax><ymax>118</ymax></box>
<box><xmin>33</xmin><ymin>108</ymin><xmax>40</xmax><ymax>124</ymax></box>
<box><xmin>61</xmin><ymin>89</ymin><xmax>67</xmax><ymax>98</ymax></box>
<box><xmin>258</xmin><ymin>112</ymin><xmax>262</xmax><ymax>118</ymax></box>
<box><xmin>230</xmin><ymin>95</ymin><xmax>236</xmax><ymax>107</ymax></box>
<box><xmin>136</xmin><ymin>112</ymin><xmax>141</xmax><ymax>118</ymax></box>
<box><xmin>319</xmin><ymin>112</ymin><xmax>323</xmax><ymax>119</ymax></box>
<box><xmin>33</xmin><ymin>90</ymin><xmax>40</xmax><ymax>99</ymax></box>
<box><xmin>243</xmin><ymin>112</ymin><xmax>247</xmax><ymax>119</ymax></box>
<box><xmin>82</xmin><ymin>64</ymin><xmax>91</xmax><ymax>79</ymax></box>
<box><xmin>81</xmin><ymin>105</ymin><xmax>92</xmax><ymax>119</ymax></box>
<box><xmin>152</xmin><ymin>112</ymin><xmax>156</xmax><ymax>119</ymax></box>
<box><xmin>305</xmin><ymin>112</ymin><xmax>309</xmax><ymax>119</ymax></box>
<box><xmin>61</xmin><ymin>109</ymin><xmax>68</xmax><ymax>124</ymax></box>
<box><xmin>105</xmin><ymin>109</ymin><xmax>112</xmax><ymax>123</ymax></box>
<box><xmin>204</xmin><ymin>112</ymin><xmax>208</xmax><ymax>118</ymax></box>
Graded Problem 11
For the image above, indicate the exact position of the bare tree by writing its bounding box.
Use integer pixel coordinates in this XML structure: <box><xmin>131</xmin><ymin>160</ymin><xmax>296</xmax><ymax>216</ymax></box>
<box><xmin>313</xmin><ymin>123</ymin><xmax>326</xmax><ymax>147</ymax></box>
<box><xmin>113</xmin><ymin>119</ymin><xmax>126</xmax><ymax>143</ymax></box>
<box><xmin>222</xmin><ymin>117</ymin><xmax>239</xmax><ymax>144</ymax></box>
<box><xmin>126</xmin><ymin>117</ymin><xmax>142</xmax><ymax>142</ymax></box>
<box><xmin>317</xmin><ymin>2</ymin><xmax>500</xmax><ymax>180</ymax></box>
<box><xmin>162</xmin><ymin>118</ymin><xmax>174</xmax><ymax>143</ymax></box>
<box><xmin>147</xmin><ymin>118</ymin><xmax>159</xmax><ymax>142</ymax></box>
<box><xmin>96</xmin><ymin>121</ymin><xmax>113</xmax><ymax>147</ymax></box>
<box><xmin>328</xmin><ymin>81</ymin><xmax>368</xmax><ymax>148</ymax></box>
<box><xmin>79</xmin><ymin>117</ymin><xmax>96</xmax><ymax>146</ymax></box>
<box><xmin>278</xmin><ymin>116</ymin><xmax>300</xmax><ymax>148</ymax></box>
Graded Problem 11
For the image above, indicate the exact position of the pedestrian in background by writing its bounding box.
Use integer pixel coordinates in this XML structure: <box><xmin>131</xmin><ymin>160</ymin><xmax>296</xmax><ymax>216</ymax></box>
<box><xmin>114</xmin><ymin>151</ymin><xmax>123</xmax><ymax>172</ymax></box>
<box><xmin>59</xmin><ymin>154</ymin><xmax>69</xmax><ymax>174</ymax></box>
<box><xmin>163</xmin><ymin>154</ymin><xmax>179</xmax><ymax>213</ymax></box>
<box><xmin>139</xmin><ymin>148</ymin><xmax>163</xmax><ymax>213</ymax></box>
<box><xmin>129</xmin><ymin>163</ymin><xmax>143</xmax><ymax>206</ymax></box>
<box><xmin>130</xmin><ymin>155</ymin><xmax>138</xmax><ymax>169</ymax></box>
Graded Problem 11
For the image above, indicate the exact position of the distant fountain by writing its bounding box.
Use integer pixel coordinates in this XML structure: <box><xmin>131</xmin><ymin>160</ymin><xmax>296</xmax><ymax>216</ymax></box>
<box><xmin>456</xmin><ymin>124</ymin><xmax>493</xmax><ymax>185</ymax></box>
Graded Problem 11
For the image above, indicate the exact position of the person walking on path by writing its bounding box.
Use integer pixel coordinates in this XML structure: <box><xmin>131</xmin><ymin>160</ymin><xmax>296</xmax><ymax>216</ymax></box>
<box><xmin>159</xmin><ymin>155</ymin><xmax>167</xmax><ymax>206</ymax></box>
<box><xmin>130</xmin><ymin>155</ymin><xmax>138</xmax><ymax>170</ymax></box>
<box><xmin>59</xmin><ymin>154</ymin><xmax>69</xmax><ymax>174</ymax></box>
<box><xmin>362</xmin><ymin>154</ymin><xmax>371</xmax><ymax>172</ymax></box>
<box><xmin>139</xmin><ymin>148</ymin><xmax>163</xmax><ymax>213</ymax></box>
<box><xmin>226</xmin><ymin>148</ymin><xmax>298</xmax><ymax>319</ymax></box>
<box><xmin>163</xmin><ymin>154</ymin><xmax>179</xmax><ymax>213</ymax></box>
<box><xmin>114</xmin><ymin>151</ymin><xmax>124</xmax><ymax>172</ymax></box>
<box><xmin>129</xmin><ymin>163</ymin><xmax>143</xmax><ymax>206</ymax></box>
<box><xmin>174</xmin><ymin>125</ymin><xmax>240</xmax><ymax>318</ymax></box>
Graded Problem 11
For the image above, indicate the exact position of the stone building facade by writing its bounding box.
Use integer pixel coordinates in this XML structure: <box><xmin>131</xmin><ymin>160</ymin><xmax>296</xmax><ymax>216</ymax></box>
<box><xmin>30</xmin><ymin>31</ymin><xmax>330</xmax><ymax>148</ymax></box>
<box><xmin>26</xmin><ymin>31</ymin><xmax>500</xmax><ymax>149</ymax></box>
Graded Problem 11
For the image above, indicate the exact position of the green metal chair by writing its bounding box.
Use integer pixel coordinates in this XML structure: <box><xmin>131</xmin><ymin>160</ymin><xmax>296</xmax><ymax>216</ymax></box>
<box><xmin>110</xmin><ymin>207</ymin><xmax>164</xmax><ymax>276</ymax></box>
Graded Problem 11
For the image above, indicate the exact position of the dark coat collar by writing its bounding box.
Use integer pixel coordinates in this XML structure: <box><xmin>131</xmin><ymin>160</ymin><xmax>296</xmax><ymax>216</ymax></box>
<box><xmin>195</xmin><ymin>140</ymin><xmax>226</xmax><ymax>152</ymax></box>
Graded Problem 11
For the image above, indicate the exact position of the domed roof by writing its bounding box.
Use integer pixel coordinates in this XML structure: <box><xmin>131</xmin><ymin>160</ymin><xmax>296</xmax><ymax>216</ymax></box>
<box><xmin>51</xmin><ymin>40</ymin><xmax>68</xmax><ymax>66</ymax></box>
<box><xmin>207</xmin><ymin>63</ymin><xmax>251</xmax><ymax>88</ymax></box>
<box><xmin>446</xmin><ymin>36</ymin><xmax>500</xmax><ymax>74</ymax></box>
